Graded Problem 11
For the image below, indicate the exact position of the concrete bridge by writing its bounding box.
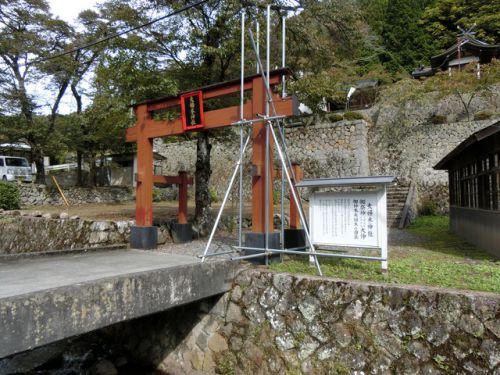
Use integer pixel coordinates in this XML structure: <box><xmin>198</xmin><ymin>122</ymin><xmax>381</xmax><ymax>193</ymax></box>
<box><xmin>0</xmin><ymin>250</ymin><xmax>236</xmax><ymax>358</ymax></box>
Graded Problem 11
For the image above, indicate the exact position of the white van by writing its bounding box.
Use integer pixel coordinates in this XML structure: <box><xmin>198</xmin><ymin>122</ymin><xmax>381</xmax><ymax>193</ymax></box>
<box><xmin>0</xmin><ymin>156</ymin><xmax>33</xmax><ymax>182</ymax></box>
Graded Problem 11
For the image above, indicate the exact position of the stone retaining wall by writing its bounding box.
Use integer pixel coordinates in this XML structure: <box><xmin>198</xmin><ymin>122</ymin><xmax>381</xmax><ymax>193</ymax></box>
<box><xmin>3</xmin><ymin>270</ymin><xmax>498</xmax><ymax>374</ymax></box>
<box><xmin>154</xmin><ymin>117</ymin><xmax>497</xmax><ymax>212</ymax></box>
<box><xmin>368</xmin><ymin>118</ymin><xmax>499</xmax><ymax>213</ymax></box>
<box><xmin>0</xmin><ymin>212</ymin><xmax>133</xmax><ymax>254</ymax></box>
<box><xmin>100</xmin><ymin>269</ymin><xmax>500</xmax><ymax>374</ymax></box>
<box><xmin>18</xmin><ymin>185</ymin><xmax>133</xmax><ymax>206</ymax></box>
<box><xmin>154</xmin><ymin>119</ymin><xmax>370</xmax><ymax>200</ymax></box>
<box><xmin>0</xmin><ymin>212</ymin><xmax>169</xmax><ymax>254</ymax></box>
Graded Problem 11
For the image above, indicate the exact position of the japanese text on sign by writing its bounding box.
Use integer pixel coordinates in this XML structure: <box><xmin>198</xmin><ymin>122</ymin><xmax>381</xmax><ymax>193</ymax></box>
<box><xmin>310</xmin><ymin>191</ymin><xmax>381</xmax><ymax>247</ymax></box>
<box><xmin>180</xmin><ymin>91</ymin><xmax>205</xmax><ymax>131</ymax></box>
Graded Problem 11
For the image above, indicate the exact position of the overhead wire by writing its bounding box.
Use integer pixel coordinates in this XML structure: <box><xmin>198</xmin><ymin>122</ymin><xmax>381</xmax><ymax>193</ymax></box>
<box><xmin>16</xmin><ymin>0</ymin><xmax>211</xmax><ymax>68</ymax></box>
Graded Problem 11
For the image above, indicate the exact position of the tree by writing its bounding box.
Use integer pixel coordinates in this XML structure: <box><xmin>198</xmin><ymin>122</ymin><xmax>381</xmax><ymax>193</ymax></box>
<box><xmin>0</xmin><ymin>0</ymin><xmax>75</xmax><ymax>182</ymax></box>
<box><xmin>163</xmin><ymin>0</ymin><xmax>243</xmax><ymax>235</ymax></box>
<box><xmin>287</xmin><ymin>0</ymin><xmax>363</xmax><ymax>74</ymax></box>
<box><xmin>380</xmin><ymin>0</ymin><xmax>436</xmax><ymax>72</ymax></box>
<box><xmin>66</xmin><ymin>31</ymin><xmax>178</xmax><ymax>186</ymax></box>
<box><xmin>99</xmin><ymin>0</ymin><xmax>246</xmax><ymax>234</ymax></box>
<box><xmin>64</xmin><ymin>9</ymin><xmax>111</xmax><ymax>185</ymax></box>
<box><xmin>285</xmin><ymin>0</ymin><xmax>399</xmax><ymax>110</ymax></box>
<box><xmin>357</xmin><ymin>0</ymin><xmax>388</xmax><ymax>36</ymax></box>
<box><xmin>421</xmin><ymin>0</ymin><xmax>500</xmax><ymax>52</ymax></box>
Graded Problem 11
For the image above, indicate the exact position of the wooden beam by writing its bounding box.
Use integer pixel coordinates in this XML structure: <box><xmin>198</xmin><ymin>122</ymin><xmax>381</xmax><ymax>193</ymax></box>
<box><xmin>126</xmin><ymin>97</ymin><xmax>295</xmax><ymax>142</ymax></box>
<box><xmin>152</xmin><ymin>175</ymin><xmax>193</xmax><ymax>186</ymax></box>
<box><xmin>137</xmin><ymin>70</ymin><xmax>287</xmax><ymax>111</ymax></box>
<box><xmin>178</xmin><ymin>171</ymin><xmax>189</xmax><ymax>224</ymax></box>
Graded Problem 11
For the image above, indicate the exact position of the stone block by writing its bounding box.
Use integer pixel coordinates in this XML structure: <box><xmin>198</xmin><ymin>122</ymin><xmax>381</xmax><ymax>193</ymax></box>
<box><xmin>243</xmin><ymin>232</ymin><xmax>281</xmax><ymax>265</ymax></box>
<box><xmin>190</xmin><ymin>351</ymin><xmax>204</xmax><ymax>370</ymax></box>
<box><xmin>202</xmin><ymin>351</ymin><xmax>215</xmax><ymax>372</ymax></box>
<box><xmin>130</xmin><ymin>226</ymin><xmax>158</xmax><ymax>250</ymax></box>
<box><xmin>226</xmin><ymin>302</ymin><xmax>243</xmax><ymax>323</ymax></box>
<box><xmin>283</xmin><ymin>228</ymin><xmax>306</xmax><ymax>250</ymax></box>
<box><xmin>171</xmin><ymin>223</ymin><xmax>192</xmax><ymax>243</ymax></box>
<box><xmin>208</xmin><ymin>333</ymin><xmax>228</xmax><ymax>353</ymax></box>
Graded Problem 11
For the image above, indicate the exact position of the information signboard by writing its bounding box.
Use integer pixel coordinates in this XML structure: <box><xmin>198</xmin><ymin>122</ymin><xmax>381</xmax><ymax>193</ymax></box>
<box><xmin>310</xmin><ymin>191</ymin><xmax>383</xmax><ymax>247</ymax></box>
<box><xmin>180</xmin><ymin>91</ymin><xmax>205</xmax><ymax>131</ymax></box>
<box><xmin>309</xmin><ymin>189</ymin><xmax>388</xmax><ymax>269</ymax></box>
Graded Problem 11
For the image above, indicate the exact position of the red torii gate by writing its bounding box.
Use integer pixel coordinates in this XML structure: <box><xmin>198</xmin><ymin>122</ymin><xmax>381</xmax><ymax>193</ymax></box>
<box><xmin>126</xmin><ymin>68</ymin><xmax>298</xmax><ymax>248</ymax></box>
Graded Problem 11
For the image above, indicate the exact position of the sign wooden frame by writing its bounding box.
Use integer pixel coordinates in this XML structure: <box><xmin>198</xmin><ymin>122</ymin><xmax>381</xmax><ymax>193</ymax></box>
<box><xmin>180</xmin><ymin>91</ymin><xmax>205</xmax><ymax>131</ymax></box>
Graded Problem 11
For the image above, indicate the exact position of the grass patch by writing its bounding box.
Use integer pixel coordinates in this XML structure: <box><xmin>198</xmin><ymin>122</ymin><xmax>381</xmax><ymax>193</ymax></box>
<box><xmin>271</xmin><ymin>216</ymin><xmax>500</xmax><ymax>293</ymax></box>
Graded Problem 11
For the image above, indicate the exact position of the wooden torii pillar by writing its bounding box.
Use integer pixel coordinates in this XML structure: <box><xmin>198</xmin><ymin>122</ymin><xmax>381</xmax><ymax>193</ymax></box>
<box><xmin>126</xmin><ymin>68</ymin><xmax>297</xmax><ymax>249</ymax></box>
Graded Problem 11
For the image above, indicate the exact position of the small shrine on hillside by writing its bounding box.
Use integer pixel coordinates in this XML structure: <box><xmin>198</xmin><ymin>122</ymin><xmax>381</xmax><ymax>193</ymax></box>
<box><xmin>412</xmin><ymin>33</ymin><xmax>499</xmax><ymax>79</ymax></box>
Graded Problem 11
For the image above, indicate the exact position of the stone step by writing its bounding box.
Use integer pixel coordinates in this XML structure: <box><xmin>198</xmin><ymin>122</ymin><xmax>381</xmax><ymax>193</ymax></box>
<box><xmin>386</xmin><ymin>184</ymin><xmax>411</xmax><ymax>228</ymax></box>
<box><xmin>388</xmin><ymin>203</ymin><xmax>405</xmax><ymax>207</ymax></box>
<box><xmin>387</xmin><ymin>195</ymin><xmax>407</xmax><ymax>200</ymax></box>
<box><xmin>387</xmin><ymin>204</ymin><xmax>406</xmax><ymax>208</ymax></box>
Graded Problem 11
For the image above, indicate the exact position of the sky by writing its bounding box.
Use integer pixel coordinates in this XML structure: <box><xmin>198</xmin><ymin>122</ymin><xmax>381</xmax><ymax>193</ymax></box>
<box><xmin>48</xmin><ymin>0</ymin><xmax>99</xmax><ymax>22</ymax></box>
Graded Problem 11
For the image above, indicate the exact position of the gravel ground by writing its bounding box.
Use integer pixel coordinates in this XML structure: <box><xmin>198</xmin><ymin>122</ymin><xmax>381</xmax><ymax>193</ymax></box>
<box><xmin>153</xmin><ymin>227</ymin><xmax>426</xmax><ymax>261</ymax></box>
<box><xmin>156</xmin><ymin>234</ymin><xmax>239</xmax><ymax>260</ymax></box>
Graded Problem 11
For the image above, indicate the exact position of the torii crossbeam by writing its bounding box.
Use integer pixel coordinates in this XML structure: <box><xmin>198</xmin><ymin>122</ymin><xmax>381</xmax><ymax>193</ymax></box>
<box><xmin>126</xmin><ymin>68</ymin><xmax>297</xmax><ymax>249</ymax></box>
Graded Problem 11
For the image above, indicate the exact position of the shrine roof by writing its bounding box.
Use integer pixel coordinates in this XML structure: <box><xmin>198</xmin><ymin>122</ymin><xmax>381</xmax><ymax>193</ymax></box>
<box><xmin>296</xmin><ymin>176</ymin><xmax>396</xmax><ymax>188</ymax></box>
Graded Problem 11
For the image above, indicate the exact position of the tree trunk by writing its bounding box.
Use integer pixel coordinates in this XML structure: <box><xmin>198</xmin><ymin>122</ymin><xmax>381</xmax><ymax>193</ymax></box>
<box><xmin>194</xmin><ymin>131</ymin><xmax>212</xmax><ymax>236</ymax></box>
<box><xmin>88</xmin><ymin>155</ymin><xmax>96</xmax><ymax>187</ymax></box>
<box><xmin>34</xmin><ymin>157</ymin><xmax>46</xmax><ymax>184</ymax></box>
<box><xmin>31</xmin><ymin>150</ymin><xmax>46</xmax><ymax>185</ymax></box>
<box><xmin>71</xmin><ymin>83</ymin><xmax>85</xmax><ymax>187</ymax></box>
<box><xmin>76</xmin><ymin>151</ymin><xmax>83</xmax><ymax>186</ymax></box>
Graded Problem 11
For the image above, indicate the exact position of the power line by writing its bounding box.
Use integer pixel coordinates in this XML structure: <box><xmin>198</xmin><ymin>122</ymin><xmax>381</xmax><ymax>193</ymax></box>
<box><xmin>25</xmin><ymin>0</ymin><xmax>210</xmax><ymax>67</ymax></box>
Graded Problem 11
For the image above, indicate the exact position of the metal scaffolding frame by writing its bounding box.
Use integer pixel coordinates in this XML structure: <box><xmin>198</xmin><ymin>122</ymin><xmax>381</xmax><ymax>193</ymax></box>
<box><xmin>200</xmin><ymin>5</ymin><xmax>324</xmax><ymax>275</ymax></box>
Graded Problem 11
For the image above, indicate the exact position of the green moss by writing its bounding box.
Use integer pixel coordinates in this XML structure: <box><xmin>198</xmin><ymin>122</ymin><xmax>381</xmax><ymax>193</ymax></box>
<box><xmin>327</xmin><ymin>113</ymin><xmax>344</xmax><ymax>122</ymax></box>
<box><xmin>0</xmin><ymin>217</ymin><xmax>14</xmax><ymax>225</ymax></box>
<box><xmin>250</xmin><ymin>321</ymin><xmax>270</xmax><ymax>341</ymax></box>
<box><xmin>473</xmin><ymin>111</ymin><xmax>494</xmax><ymax>120</ymax></box>
<box><xmin>152</xmin><ymin>187</ymin><xmax>162</xmax><ymax>202</ymax></box>
<box><xmin>324</xmin><ymin>360</ymin><xmax>350</xmax><ymax>374</ymax></box>
<box><xmin>418</xmin><ymin>197</ymin><xmax>438</xmax><ymax>216</ymax></box>
<box><xmin>216</xmin><ymin>352</ymin><xmax>237</xmax><ymax>375</ymax></box>
<box><xmin>433</xmin><ymin>354</ymin><xmax>451</xmax><ymax>372</ymax></box>
<box><xmin>209</xmin><ymin>187</ymin><xmax>219</xmax><ymax>203</ymax></box>
<box><xmin>293</xmin><ymin>331</ymin><xmax>307</xmax><ymax>346</ymax></box>
<box><xmin>343</xmin><ymin>111</ymin><xmax>364</xmax><ymax>121</ymax></box>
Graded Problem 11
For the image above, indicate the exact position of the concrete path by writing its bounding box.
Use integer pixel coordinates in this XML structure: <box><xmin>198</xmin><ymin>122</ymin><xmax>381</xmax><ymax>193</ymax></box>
<box><xmin>0</xmin><ymin>250</ymin><xmax>237</xmax><ymax>358</ymax></box>
<box><xmin>0</xmin><ymin>250</ymin><xmax>201</xmax><ymax>298</ymax></box>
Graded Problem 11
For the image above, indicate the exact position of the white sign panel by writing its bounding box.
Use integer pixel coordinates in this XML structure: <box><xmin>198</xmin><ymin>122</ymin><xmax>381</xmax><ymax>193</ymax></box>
<box><xmin>310</xmin><ymin>190</ymin><xmax>386</xmax><ymax>248</ymax></box>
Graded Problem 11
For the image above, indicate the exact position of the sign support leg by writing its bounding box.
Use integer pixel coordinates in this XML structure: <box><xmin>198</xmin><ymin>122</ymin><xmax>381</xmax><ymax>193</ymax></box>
<box><xmin>381</xmin><ymin>186</ymin><xmax>388</xmax><ymax>272</ymax></box>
